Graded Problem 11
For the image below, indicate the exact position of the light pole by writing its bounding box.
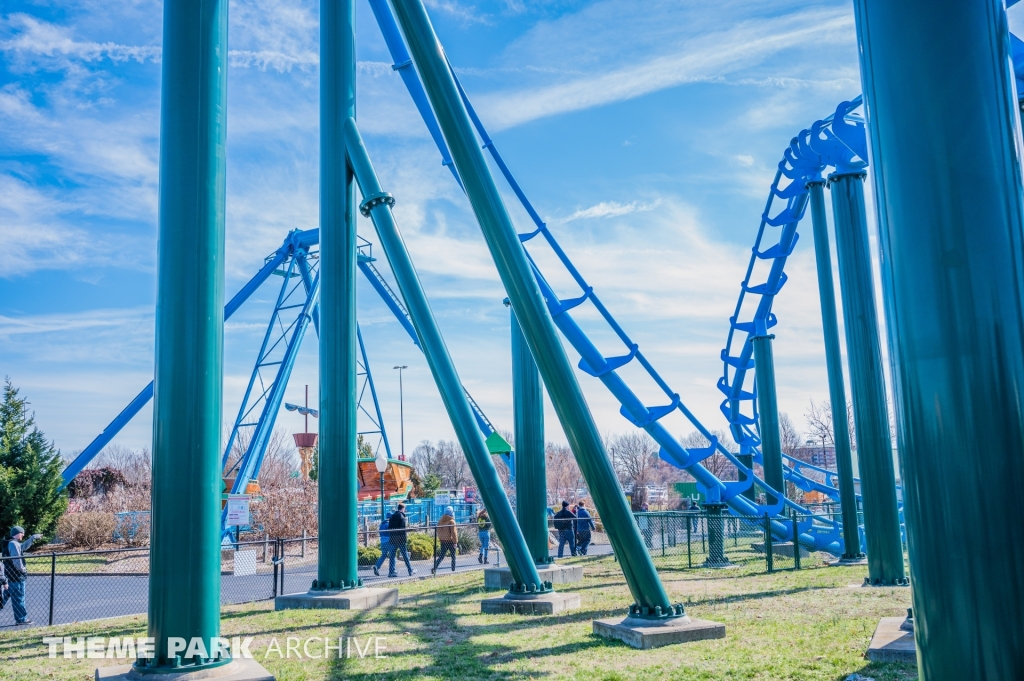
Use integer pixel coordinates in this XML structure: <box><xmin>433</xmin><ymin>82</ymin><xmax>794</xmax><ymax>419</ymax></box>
<box><xmin>374</xmin><ymin>453</ymin><xmax>388</xmax><ymax>524</ymax></box>
<box><xmin>393</xmin><ymin>365</ymin><xmax>408</xmax><ymax>460</ymax></box>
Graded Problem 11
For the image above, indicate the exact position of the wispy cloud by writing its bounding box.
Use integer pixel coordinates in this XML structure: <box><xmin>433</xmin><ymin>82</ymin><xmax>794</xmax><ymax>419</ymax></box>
<box><xmin>475</xmin><ymin>7</ymin><xmax>854</xmax><ymax>129</ymax></box>
<box><xmin>554</xmin><ymin>200</ymin><xmax>660</xmax><ymax>224</ymax></box>
<box><xmin>0</xmin><ymin>14</ymin><xmax>160</xmax><ymax>65</ymax></box>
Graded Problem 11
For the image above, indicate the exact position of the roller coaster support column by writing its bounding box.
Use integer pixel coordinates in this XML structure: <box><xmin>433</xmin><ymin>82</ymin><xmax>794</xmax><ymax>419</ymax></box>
<box><xmin>807</xmin><ymin>180</ymin><xmax>862</xmax><ymax>559</ymax></box>
<box><xmin>853</xmin><ymin>0</ymin><xmax>1024</xmax><ymax>675</ymax></box>
<box><xmin>343</xmin><ymin>120</ymin><xmax>548</xmax><ymax>598</ymax></box>
<box><xmin>136</xmin><ymin>0</ymin><xmax>234</xmax><ymax>673</ymax></box>
<box><xmin>829</xmin><ymin>171</ymin><xmax>905</xmax><ymax>586</ymax></box>
<box><xmin>750</xmin><ymin>334</ymin><xmax>785</xmax><ymax>504</ymax></box>
<box><xmin>510</xmin><ymin>304</ymin><xmax>551</xmax><ymax>565</ymax></box>
<box><xmin>392</xmin><ymin>0</ymin><xmax>683</xmax><ymax>623</ymax></box>
<box><xmin>316</xmin><ymin>0</ymin><xmax>360</xmax><ymax>591</ymax></box>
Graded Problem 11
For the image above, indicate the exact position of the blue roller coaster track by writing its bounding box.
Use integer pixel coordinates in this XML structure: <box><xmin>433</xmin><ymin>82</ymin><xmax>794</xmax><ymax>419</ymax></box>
<box><xmin>65</xmin><ymin>4</ymin><xmax>1024</xmax><ymax>554</ymax></box>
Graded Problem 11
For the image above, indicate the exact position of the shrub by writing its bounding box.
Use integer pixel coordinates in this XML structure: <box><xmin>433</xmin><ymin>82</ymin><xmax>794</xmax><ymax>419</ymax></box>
<box><xmin>405</xmin><ymin>532</ymin><xmax>434</xmax><ymax>560</ymax></box>
<box><xmin>357</xmin><ymin>545</ymin><xmax>381</xmax><ymax>566</ymax></box>
<box><xmin>457</xmin><ymin>531</ymin><xmax>479</xmax><ymax>555</ymax></box>
<box><xmin>58</xmin><ymin>512</ymin><xmax>116</xmax><ymax>548</ymax></box>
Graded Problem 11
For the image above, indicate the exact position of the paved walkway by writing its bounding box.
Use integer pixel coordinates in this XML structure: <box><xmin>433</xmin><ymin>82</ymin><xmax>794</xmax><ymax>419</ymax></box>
<box><xmin>0</xmin><ymin>543</ymin><xmax>610</xmax><ymax>629</ymax></box>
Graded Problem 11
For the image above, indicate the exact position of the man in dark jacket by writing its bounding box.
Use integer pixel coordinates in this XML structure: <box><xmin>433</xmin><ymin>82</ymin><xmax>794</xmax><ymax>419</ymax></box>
<box><xmin>386</xmin><ymin>503</ymin><xmax>415</xmax><ymax>577</ymax></box>
<box><xmin>553</xmin><ymin>501</ymin><xmax>577</xmax><ymax>558</ymax></box>
<box><xmin>3</xmin><ymin>526</ymin><xmax>41</xmax><ymax>625</ymax></box>
<box><xmin>574</xmin><ymin>499</ymin><xmax>596</xmax><ymax>555</ymax></box>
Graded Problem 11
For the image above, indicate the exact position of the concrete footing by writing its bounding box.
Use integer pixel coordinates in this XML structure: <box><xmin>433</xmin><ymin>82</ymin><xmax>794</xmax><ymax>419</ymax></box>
<box><xmin>274</xmin><ymin>587</ymin><xmax>398</xmax><ymax>611</ymax></box>
<box><xmin>827</xmin><ymin>555</ymin><xmax>868</xmax><ymax>566</ymax></box>
<box><xmin>592</xmin><ymin>615</ymin><xmax>725</xmax><ymax>649</ymax></box>
<box><xmin>751</xmin><ymin>542</ymin><xmax>811</xmax><ymax>559</ymax></box>
<box><xmin>483</xmin><ymin>563</ymin><xmax>583</xmax><ymax>590</ymax></box>
<box><xmin>866</xmin><ymin>616</ymin><xmax>916</xmax><ymax>663</ymax></box>
<box><xmin>480</xmin><ymin>590</ymin><xmax>581</xmax><ymax>615</ymax></box>
<box><xmin>96</xmin><ymin>659</ymin><xmax>274</xmax><ymax>681</ymax></box>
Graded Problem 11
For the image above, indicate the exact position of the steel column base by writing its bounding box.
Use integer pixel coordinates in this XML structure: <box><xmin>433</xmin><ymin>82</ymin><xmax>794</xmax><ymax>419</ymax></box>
<box><xmin>98</xmin><ymin>659</ymin><xmax>274</xmax><ymax>681</ymax></box>
<box><xmin>593</xmin><ymin>616</ymin><xmax>725</xmax><ymax>650</ymax></box>
<box><xmin>275</xmin><ymin>587</ymin><xmax>398</xmax><ymax>610</ymax></box>
<box><xmin>480</xmin><ymin>590</ymin><xmax>581</xmax><ymax>615</ymax></box>
<box><xmin>483</xmin><ymin>563</ymin><xmax>583</xmax><ymax>590</ymax></box>
<box><xmin>866</xmin><ymin>617</ymin><xmax>916</xmax><ymax>664</ymax></box>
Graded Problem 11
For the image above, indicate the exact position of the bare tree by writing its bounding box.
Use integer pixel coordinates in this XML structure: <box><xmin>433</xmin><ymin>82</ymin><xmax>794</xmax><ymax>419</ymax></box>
<box><xmin>546</xmin><ymin>442</ymin><xmax>586</xmax><ymax>506</ymax></box>
<box><xmin>805</xmin><ymin>399</ymin><xmax>856</xmax><ymax>451</ymax></box>
<box><xmin>409</xmin><ymin>440</ymin><xmax>470</xmax><ymax>489</ymax></box>
<box><xmin>681</xmin><ymin>429</ymin><xmax>736</xmax><ymax>482</ymax></box>
<box><xmin>224</xmin><ymin>428</ymin><xmax>298</xmax><ymax>491</ymax></box>
<box><xmin>609</xmin><ymin>431</ymin><xmax>661</xmax><ymax>509</ymax></box>
<box><xmin>778</xmin><ymin>412</ymin><xmax>803</xmax><ymax>454</ymax></box>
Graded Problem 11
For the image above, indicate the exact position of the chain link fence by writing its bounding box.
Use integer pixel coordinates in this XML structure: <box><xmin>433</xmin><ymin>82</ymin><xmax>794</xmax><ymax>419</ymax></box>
<box><xmin>2</xmin><ymin>513</ymin><xmax>830</xmax><ymax>629</ymax></box>
<box><xmin>632</xmin><ymin>511</ymin><xmax>828</xmax><ymax>573</ymax></box>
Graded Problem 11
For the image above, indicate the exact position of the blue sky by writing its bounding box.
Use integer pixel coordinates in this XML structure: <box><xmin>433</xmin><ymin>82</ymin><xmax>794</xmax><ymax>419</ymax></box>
<box><xmin>0</xmin><ymin>0</ymin><xmax>937</xmax><ymax>460</ymax></box>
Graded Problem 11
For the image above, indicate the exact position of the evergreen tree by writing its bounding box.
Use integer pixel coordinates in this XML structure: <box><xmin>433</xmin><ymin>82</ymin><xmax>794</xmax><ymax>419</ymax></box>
<box><xmin>0</xmin><ymin>378</ymin><xmax>68</xmax><ymax>538</ymax></box>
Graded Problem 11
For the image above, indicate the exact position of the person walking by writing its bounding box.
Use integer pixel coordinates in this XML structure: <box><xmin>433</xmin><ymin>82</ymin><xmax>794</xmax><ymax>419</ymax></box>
<box><xmin>476</xmin><ymin>509</ymin><xmax>492</xmax><ymax>564</ymax></box>
<box><xmin>554</xmin><ymin>501</ymin><xmax>577</xmax><ymax>558</ymax></box>
<box><xmin>373</xmin><ymin>511</ymin><xmax>395</xmax><ymax>577</ymax></box>
<box><xmin>431</xmin><ymin>506</ymin><xmax>458</xmax><ymax>573</ymax></box>
<box><xmin>575</xmin><ymin>499</ymin><xmax>596</xmax><ymax>556</ymax></box>
<box><xmin>386</xmin><ymin>503</ymin><xmax>415</xmax><ymax>577</ymax></box>
<box><xmin>3</xmin><ymin>526</ymin><xmax>41</xmax><ymax>625</ymax></box>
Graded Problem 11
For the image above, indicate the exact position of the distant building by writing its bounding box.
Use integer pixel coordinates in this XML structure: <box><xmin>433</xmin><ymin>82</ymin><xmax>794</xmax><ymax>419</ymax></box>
<box><xmin>787</xmin><ymin>445</ymin><xmax>837</xmax><ymax>470</ymax></box>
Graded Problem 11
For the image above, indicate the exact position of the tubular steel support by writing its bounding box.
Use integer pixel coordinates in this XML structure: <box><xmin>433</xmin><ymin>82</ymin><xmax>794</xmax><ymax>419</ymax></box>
<box><xmin>750</xmin><ymin>334</ymin><xmax>785</xmax><ymax>503</ymax></box>
<box><xmin>807</xmin><ymin>181</ymin><xmax>862</xmax><ymax>558</ymax></box>
<box><xmin>853</xmin><ymin>0</ymin><xmax>1024</xmax><ymax>675</ymax></box>
<box><xmin>510</xmin><ymin>305</ymin><xmax>550</xmax><ymax>565</ymax></box>
<box><xmin>144</xmin><ymin>0</ymin><xmax>227</xmax><ymax>669</ymax></box>
<box><xmin>344</xmin><ymin>119</ymin><xmax>546</xmax><ymax>593</ymax></box>
<box><xmin>316</xmin><ymin>0</ymin><xmax>360</xmax><ymax>591</ymax></box>
<box><xmin>829</xmin><ymin>172</ymin><xmax>905</xmax><ymax>586</ymax></box>
<box><xmin>391</xmin><ymin>0</ymin><xmax>679</xmax><ymax>618</ymax></box>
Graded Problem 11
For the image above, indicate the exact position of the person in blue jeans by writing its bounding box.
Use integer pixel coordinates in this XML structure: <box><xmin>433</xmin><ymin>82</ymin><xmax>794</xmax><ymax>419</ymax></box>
<box><xmin>372</xmin><ymin>515</ymin><xmax>393</xmax><ymax>577</ymax></box>
<box><xmin>385</xmin><ymin>504</ymin><xmax>415</xmax><ymax>577</ymax></box>
<box><xmin>575</xmin><ymin>500</ymin><xmax>596</xmax><ymax>555</ymax></box>
<box><xmin>476</xmin><ymin>509</ymin><xmax>492</xmax><ymax>564</ymax></box>
<box><xmin>3</xmin><ymin>526</ymin><xmax>41</xmax><ymax>625</ymax></box>
<box><xmin>553</xmin><ymin>501</ymin><xmax>577</xmax><ymax>558</ymax></box>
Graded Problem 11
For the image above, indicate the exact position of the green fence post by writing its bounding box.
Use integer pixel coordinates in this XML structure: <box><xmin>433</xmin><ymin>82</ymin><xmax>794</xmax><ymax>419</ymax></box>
<box><xmin>792</xmin><ymin>517</ymin><xmax>801</xmax><ymax>570</ymax></box>
<box><xmin>764</xmin><ymin>514</ymin><xmax>774</xmax><ymax>574</ymax></box>
<box><xmin>686</xmin><ymin>516</ymin><xmax>692</xmax><ymax>569</ymax></box>
<box><xmin>391</xmin><ymin>0</ymin><xmax>681</xmax><ymax>620</ymax></box>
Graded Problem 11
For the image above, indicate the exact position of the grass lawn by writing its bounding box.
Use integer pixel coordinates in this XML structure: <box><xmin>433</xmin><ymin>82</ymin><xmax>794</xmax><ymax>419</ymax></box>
<box><xmin>0</xmin><ymin>555</ymin><xmax>918</xmax><ymax>680</ymax></box>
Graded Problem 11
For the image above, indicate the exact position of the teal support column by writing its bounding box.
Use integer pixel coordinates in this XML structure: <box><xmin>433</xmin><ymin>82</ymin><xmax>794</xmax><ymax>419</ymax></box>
<box><xmin>807</xmin><ymin>180</ymin><xmax>862</xmax><ymax>559</ymax></box>
<box><xmin>316</xmin><ymin>0</ymin><xmax>360</xmax><ymax>591</ymax></box>
<box><xmin>736</xmin><ymin>454</ymin><xmax>756</xmax><ymax>502</ymax></box>
<box><xmin>853</xmin><ymin>0</ymin><xmax>1024</xmax><ymax>675</ymax></box>
<box><xmin>344</xmin><ymin>120</ymin><xmax>546</xmax><ymax>593</ymax></box>
<box><xmin>829</xmin><ymin>172</ymin><xmax>905</xmax><ymax>586</ymax></box>
<box><xmin>750</xmin><ymin>334</ymin><xmax>785</xmax><ymax>504</ymax></box>
<box><xmin>391</xmin><ymin>0</ymin><xmax>680</xmax><ymax>619</ymax></box>
<box><xmin>510</xmin><ymin>304</ymin><xmax>551</xmax><ymax>565</ymax></box>
<box><xmin>144</xmin><ymin>0</ymin><xmax>227</xmax><ymax>670</ymax></box>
